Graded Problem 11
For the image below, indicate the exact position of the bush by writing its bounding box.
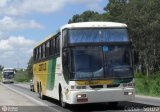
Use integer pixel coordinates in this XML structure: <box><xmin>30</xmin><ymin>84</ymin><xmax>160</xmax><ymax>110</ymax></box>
<box><xmin>135</xmin><ymin>72</ymin><xmax>160</xmax><ymax>96</ymax></box>
<box><xmin>14</xmin><ymin>71</ymin><xmax>30</xmax><ymax>83</ymax></box>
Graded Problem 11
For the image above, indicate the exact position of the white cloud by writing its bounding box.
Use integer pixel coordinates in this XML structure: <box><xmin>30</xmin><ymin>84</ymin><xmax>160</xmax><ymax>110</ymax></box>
<box><xmin>0</xmin><ymin>36</ymin><xmax>35</xmax><ymax>68</ymax></box>
<box><xmin>0</xmin><ymin>0</ymin><xmax>103</xmax><ymax>16</ymax></box>
<box><xmin>0</xmin><ymin>16</ymin><xmax>44</xmax><ymax>31</ymax></box>
<box><xmin>0</xmin><ymin>39</ymin><xmax>13</xmax><ymax>51</ymax></box>
<box><xmin>0</xmin><ymin>0</ymin><xmax>8</xmax><ymax>7</ymax></box>
<box><xmin>0</xmin><ymin>0</ymin><xmax>67</xmax><ymax>16</ymax></box>
<box><xmin>0</xmin><ymin>32</ymin><xmax>6</xmax><ymax>40</ymax></box>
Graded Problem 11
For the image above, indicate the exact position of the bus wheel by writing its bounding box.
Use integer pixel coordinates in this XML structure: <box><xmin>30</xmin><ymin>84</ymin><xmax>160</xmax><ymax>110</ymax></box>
<box><xmin>60</xmin><ymin>89</ymin><xmax>67</xmax><ymax>108</ymax></box>
<box><xmin>39</xmin><ymin>84</ymin><xmax>45</xmax><ymax>100</ymax></box>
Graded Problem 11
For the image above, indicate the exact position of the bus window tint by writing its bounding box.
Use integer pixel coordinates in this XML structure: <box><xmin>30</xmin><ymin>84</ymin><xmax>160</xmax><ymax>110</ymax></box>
<box><xmin>68</xmin><ymin>29</ymin><xmax>128</xmax><ymax>43</ymax></box>
<box><xmin>70</xmin><ymin>47</ymin><xmax>104</xmax><ymax>80</ymax></box>
<box><xmin>46</xmin><ymin>41</ymin><xmax>50</xmax><ymax>57</ymax></box>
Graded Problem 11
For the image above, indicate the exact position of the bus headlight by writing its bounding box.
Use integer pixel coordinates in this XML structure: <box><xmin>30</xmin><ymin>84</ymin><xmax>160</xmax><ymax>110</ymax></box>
<box><xmin>77</xmin><ymin>94</ymin><xmax>86</xmax><ymax>98</ymax></box>
<box><xmin>124</xmin><ymin>92</ymin><xmax>133</xmax><ymax>95</ymax></box>
<box><xmin>77</xmin><ymin>94</ymin><xmax>88</xmax><ymax>102</ymax></box>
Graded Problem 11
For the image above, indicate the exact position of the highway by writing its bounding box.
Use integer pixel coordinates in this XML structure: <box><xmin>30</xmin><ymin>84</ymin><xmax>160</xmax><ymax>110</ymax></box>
<box><xmin>0</xmin><ymin>83</ymin><xmax>160</xmax><ymax>112</ymax></box>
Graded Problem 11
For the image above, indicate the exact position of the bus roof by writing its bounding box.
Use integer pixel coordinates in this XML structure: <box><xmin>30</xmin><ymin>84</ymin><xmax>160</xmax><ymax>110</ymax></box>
<box><xmin>34</xmin><ymin>32</ymin><xmax>60</xmax><ymax>49</ymax></box>
<box><xmin>3</xmin><ymin>68</ymin><xmax>15</xmax><ymax>72</ymax></box>
<box><xmin>61</xmin><ymin>22</ymin><xmax>127</xmax><ymax>30</ymax></box>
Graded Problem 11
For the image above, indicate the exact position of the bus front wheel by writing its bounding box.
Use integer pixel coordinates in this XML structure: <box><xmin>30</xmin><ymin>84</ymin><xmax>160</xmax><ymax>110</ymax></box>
<box><xmin>59</xmin><ymin>88</ymin><xmax>67</xmax><ymax>108</ymax></box>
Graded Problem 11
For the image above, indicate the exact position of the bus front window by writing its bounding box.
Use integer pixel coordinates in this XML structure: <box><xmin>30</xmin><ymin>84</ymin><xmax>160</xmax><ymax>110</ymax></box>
<box><xmin>104</xmin><ymin>46</ymin><xmax>133</xmax><ymax>78</ymax></box>
<box><xmin>70</xmin><ymin>47</ymin><xmax>104</xmax><ymax>80</ymax></box>
<box><xmin>70</xmin><ymin>46</ymin><xmax>133</xmax><ymax>80</ymax></box>
<box><xmin>3</xmin><ymin>72</ymin><xmax>14</xmax><ymax>79</ymax></box>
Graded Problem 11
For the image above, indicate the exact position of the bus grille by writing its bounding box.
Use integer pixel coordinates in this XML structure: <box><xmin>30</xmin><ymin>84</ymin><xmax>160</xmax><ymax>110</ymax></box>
<box><xmin>107</xmin><ymin>84</ymin><xmax>120</xmax><ymax>88</ymax></box>
<box><xmin>90</xmin><ymin>85</ymin><xmax>103</xmax><ymax>88</ymax></box>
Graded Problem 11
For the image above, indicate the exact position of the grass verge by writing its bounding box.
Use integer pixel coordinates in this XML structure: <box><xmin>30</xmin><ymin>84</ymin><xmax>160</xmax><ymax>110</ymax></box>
<box><xmin>135</xmin><ymin>72</ymin><xmax>160</xmax><ymax>97</ymax></box>
<box><xmin>14</xmin><ymin>71</ymin><xmax>30</xmax><ymax>83</ymax></box>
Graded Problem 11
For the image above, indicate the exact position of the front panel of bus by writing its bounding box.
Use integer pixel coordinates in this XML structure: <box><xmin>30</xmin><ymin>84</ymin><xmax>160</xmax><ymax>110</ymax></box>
<box><xmin>62</xmin><ymin>28</ymin><xmax>135</xmax><ymax>104</ymax></box>
<box><xmin>2</xmin><ymin>71</ymin><xmax>14</xmax><ymax>83</ymax></box>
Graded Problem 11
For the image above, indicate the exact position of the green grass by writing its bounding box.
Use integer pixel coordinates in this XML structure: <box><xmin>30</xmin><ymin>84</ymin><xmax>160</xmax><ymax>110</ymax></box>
<box><xmin>135</xmin><ymin>72</ymin><xmax>160</xmax><ymax>97</ymax></box>
<box><xmin>14</xmin><ymin>70</ymin><xmax>30</xmax><ymax>83</ymax></box>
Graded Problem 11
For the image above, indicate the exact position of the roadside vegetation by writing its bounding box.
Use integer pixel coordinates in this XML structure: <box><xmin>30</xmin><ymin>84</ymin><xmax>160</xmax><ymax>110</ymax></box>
<box><xmin>135</xmin><ymin>72</ymin><xmax>160</xmax><ymax>97</ymax></box>
<box><xmin>14</xmin><ymin>70</ymin><xmax>31</xmax><ymax>83</ymax></box>
<box><xmin>14</xmin><ymin>56</ymin><xmax>33</xmax><ymax>83</ymax></box>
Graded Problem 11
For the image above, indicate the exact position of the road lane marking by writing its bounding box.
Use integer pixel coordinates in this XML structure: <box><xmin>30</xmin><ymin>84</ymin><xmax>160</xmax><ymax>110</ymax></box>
<box><xmin>1</xmin><ymin>83</ymin><xmax>61</xmax><ymax>112</ymax></box>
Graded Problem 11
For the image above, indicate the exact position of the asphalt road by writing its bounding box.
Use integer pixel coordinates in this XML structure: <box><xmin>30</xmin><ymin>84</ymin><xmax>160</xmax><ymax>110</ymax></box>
<box><xmin>0</xmin><ymin>83</ymin><xmax>160</xmax><ymax>112</ymax></box>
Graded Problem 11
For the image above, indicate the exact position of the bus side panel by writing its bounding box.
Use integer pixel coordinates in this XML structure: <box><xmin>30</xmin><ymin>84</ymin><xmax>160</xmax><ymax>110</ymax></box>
<box><xmin>46</xmin><ymin>57</ymin><xmax>62</xmax><ymax>100</ymax></box>
<box><xmin>33</xmin><ymin>61</ymin><xmax>48</xmax><ymax>95</ymax></box>
<box><xmin>46</xmin><ymin>59</ymin><xmax>56</xmax><ymax>90</ymax></box>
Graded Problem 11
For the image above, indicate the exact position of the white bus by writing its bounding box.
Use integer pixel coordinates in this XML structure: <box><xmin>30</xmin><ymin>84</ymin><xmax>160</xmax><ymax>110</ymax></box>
<box><xmin>2</xmin><ymin>68</ymin><xmax>15</xmax><ymax>83</ymax></box>
<box><xmin>33</xmin><ymin>22</ymin><xmax>135</xmax><ymax>108</ymax></box>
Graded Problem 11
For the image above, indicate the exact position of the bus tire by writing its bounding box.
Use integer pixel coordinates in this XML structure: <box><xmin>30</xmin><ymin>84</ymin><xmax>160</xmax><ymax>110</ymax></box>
<box><xmin>30</xmin><ymin>85</ymin><xmax>34</xmax><ymax>92</ymax></box>
<box><xmin>59</xmin><ymin>87</ymin><xmax>67</xmax><ymax>108</ymax></box>
<box><xmin>39</xmin><ymin>84</ymin><xmax>45</xmax><ymax>100</ymax></box>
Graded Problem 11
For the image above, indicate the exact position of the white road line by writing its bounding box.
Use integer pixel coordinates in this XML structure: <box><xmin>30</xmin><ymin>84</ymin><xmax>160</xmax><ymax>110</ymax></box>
<box><xmin>136</xmin><ymin>95</ymin><xmax>160</xmax><ymax>100</ymax></box>
<box><xmin>1</xmin><ymin>83</ymin><xmax>61</xmax><ymax>112</ymax></box>
<box><xmin>131</xmin><ymin>100</ymin><xmax>160</xmax><ymax>106</ymax></box>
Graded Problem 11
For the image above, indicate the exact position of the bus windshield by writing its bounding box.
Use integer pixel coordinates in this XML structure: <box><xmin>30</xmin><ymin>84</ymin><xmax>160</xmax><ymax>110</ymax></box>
<box><xmin>68</xmin><ymin>28</ymin><xmax>128</xmax><ymax>43</ymax></box>
<box><xmin>3</xmin><ymin>72</ymin><xmax>14</xmax><ymax>79</ymax></box>
<box><xmin>70</xmin><ymin>46</ymin><xmax>133</xmax><ymax>80</ymax></box>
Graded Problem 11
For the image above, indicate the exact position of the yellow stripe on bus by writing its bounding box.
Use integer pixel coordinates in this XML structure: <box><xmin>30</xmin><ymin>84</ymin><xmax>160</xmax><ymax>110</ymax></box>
<box><xmin>76</xmin><ymin>80</ymin><xmax>113</xmax><ymax>86</ymax></box>
<box><xmin>33</xmin><ymin>61</ymin><xmax>48</xmax><ymax>95</ymax></box>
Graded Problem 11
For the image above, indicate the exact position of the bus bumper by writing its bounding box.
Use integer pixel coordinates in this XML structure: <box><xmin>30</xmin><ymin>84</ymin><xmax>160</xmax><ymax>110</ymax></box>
<box><xmin>2</xmin><ymin>79</ymin><xmax>14</xmax><ymax>83</ymax></box>
<box><xmin>66</xmin><ymin>88</ymin><xmax>135</xmax><ymax>104</ymax></box>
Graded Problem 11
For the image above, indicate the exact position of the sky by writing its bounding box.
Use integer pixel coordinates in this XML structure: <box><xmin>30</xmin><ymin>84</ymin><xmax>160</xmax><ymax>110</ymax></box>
<box><xmin>0</xmin><ymin>0</ymin><xmax>107</xmax><ymax>69</ymax></box>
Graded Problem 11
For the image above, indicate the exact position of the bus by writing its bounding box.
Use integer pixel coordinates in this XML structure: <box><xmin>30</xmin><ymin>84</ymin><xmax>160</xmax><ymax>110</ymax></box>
<box><xmin>33</xmin><ymin>22</ymin><xmax>135</xmax><ymax>108</ymax></box>
<box><xmin>2</xmin><ymin>68</ymin><xmax>15</xmax><ymax>83</ymax></box>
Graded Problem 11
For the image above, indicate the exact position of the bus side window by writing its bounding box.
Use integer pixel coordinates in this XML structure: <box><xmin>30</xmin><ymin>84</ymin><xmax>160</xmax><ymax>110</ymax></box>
<box><xmin>52</xmin><ymin>38</ymin><xmax>56</xmax><ymax>55</ymax></box>
<box><xmin>46</xmin><ymin>41</ymin><xmax>50</xmax><ymax>57</ymax></box>
<box><xmin>42</xmin><ymin>44</ymin><xmax>45</xmax><ymax>59</ymax></box>
<box><xmin>55</xmin><ymin>35</ymin><xmax>60</xmax><ymax>55</ymax></box>
<box><xmin>49</xmin><ymin>39</ymin><xmax>53</xmax><ymax>56</ymax></box>
<box><xmin>36</xmin><ymin>48</ymin><xmax>38</xmax><ymax>61</ymax></box>
<box><xmin>34</xmin><ymin>49</ymin><xmax>36</xmax><ymax>61</ymax></box>
<box><xmin>39</xmin><ymin>47</ymin><xmax>41</xmax><ymax>60</ymax></box>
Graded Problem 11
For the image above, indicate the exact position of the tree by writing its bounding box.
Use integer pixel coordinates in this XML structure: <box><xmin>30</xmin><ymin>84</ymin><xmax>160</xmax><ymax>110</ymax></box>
<box><xmin>0</xmin><ymin>65</ymin><xmax>4</xmax><ymax>71</ymax></box>
<box><xmin>124</xmin><ymin>0</ymin><xmax>160</xmax><ymax>75</ymax></box>
<box><xmin>26</xmin><ymin>56</ymin><xmax>33</xmax><ymax>79</ymax></box>
<box><xmin>104</xmin><ymin>0</ymin><xmax>128</xmax><ymax>22</ymax></box>
<box><xmin>68</xmin><ymin>11</ymin><xmax>103</xmax><ymax>23</ymax></box>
